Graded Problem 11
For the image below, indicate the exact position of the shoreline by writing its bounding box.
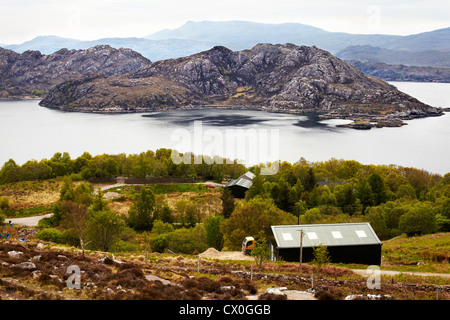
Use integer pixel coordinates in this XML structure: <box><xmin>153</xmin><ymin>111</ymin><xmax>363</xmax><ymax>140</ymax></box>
<box><xmin>40</xmin><ymin>103</ymin><xmax>448</xmax><ymax>130</ymax></box>
<box><xmin>4</xmin><ymin>97</ymin><xmax>448</xmax><ymax>130</ymax></box>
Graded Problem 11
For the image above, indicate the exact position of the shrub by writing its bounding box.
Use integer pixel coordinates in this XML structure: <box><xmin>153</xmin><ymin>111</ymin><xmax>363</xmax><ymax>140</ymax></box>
<box><xmin>149</xmin><ymin>233</ymin><xmax>171</xmax><ymax>253</ymax></box>
<box><xmin>167</xmin><ymin>225</ymin><xmax>208</xmax><ymax>254</ymax></box>
<box><xmin>36</xmin><ymin>228</ymin><xmax>65</xmax><ymax>244</ymax></box>
<box><xmin>0</xmin><ymin>196</ymin><xmax>10</xmax><ymax>210</ymax></box>
<box><xmin>151</xmin><ymin>219</ymin><xmax>174</xmax><ymax>235</ymax></box>
<box><xmin>111</xmin><ymin>240</ymin><xmax>140</xmax><ymax>253</ymax></box>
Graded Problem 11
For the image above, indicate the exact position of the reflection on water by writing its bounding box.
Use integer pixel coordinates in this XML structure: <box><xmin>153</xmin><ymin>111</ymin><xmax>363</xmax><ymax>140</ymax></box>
<box><xmin>143</xmin><ymin>111</ymin><xmax>271</xmax><ymax>127</ymax></box>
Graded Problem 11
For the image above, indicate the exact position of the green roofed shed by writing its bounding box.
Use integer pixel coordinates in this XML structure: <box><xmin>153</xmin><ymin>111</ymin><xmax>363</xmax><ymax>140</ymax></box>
<box><xmin>269</xmin><ymin>223</ymin><xmax>382</xmax><ymax>265</ymax></box>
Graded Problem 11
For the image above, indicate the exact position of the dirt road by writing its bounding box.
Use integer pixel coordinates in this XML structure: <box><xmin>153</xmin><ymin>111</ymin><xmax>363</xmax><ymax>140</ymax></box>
<box><xmin>8</xmin><ymin>213</ymin><xmax>53</xmax><ymax>227</ymax></box>
<box><xmin>352</xmin><ymin>269</ymin><xmax>450</xmax><ymax>279</ymax></box>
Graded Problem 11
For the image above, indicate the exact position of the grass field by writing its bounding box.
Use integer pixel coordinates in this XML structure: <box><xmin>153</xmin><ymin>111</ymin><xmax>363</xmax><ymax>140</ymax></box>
<box><xmin>381</xmin><ymin>233</ymin><xmax>450</xmax><ymax>273</ymax></box>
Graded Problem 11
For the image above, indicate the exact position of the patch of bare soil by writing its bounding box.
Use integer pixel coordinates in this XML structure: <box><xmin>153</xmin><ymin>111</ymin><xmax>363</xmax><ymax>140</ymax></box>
<box><xmin>199</xmin><ymin>248</ymin><xmax>255</xmax><ymax>261</ymax></box>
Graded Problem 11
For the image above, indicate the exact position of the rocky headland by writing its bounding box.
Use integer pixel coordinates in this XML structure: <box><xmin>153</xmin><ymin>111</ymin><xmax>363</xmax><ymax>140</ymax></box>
<box><xmin>1</xmin><ymin>43</ymin><xmax>445</xmax><ymax>129</ymax></box>
<box><xmin>38</xmin><ymin>43</ymin><xmax>445</xmax><ymax>128</ymax></box>
<box><xmin>0</xmin><ymin>45</ymin><xmax>150</xmax><ymax>99</ymax></box>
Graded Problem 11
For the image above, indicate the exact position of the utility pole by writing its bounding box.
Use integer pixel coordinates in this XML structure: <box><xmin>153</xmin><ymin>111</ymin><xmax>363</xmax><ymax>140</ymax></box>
<box><xmin>299</xmin><ymin>229</ymin><xmax>304</xmax><ymax>274</ymax></box>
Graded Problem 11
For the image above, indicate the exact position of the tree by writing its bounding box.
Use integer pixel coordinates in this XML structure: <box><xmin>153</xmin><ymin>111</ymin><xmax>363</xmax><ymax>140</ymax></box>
<box><xmin>90</xmin><ymin>188</ymin><xmax>107</xmax><ymax>212</ymax></box>
<box><xmin>61</xmin><ymin>201</ymin><xmax>90</xmax><ymax>255</ymax></box>
<box><xmin>271</xmin><ymin>178</ymin><xmax>296</xmax><ymax>212</ymax></box>
<box><xmin>59</xmin><ymin>177</ymin><xmax>75</xmax><ymax>202</ymax></box>
<box><xmin>206</xmin><ymin>216</ymin><xmax>225</xmax><ymax>250</ymax></box>
<box><xmin>86</xmin><ymin>209</ymin><xmax>126</xmax><ymax>252</ymax></box>
<box><xmin>396</xmin><ymin>184</ymin><xmax>416</xmax><ymax>199</ymax></box>
<box><xmin>220</xmin><ymin>197</ymin><xmax>296</xmax><ymax>250</ymax></box>
<box><xmin>251</xmin><ymin>238</ymin><xmax>272</xmax><ymax>268</ymax></box>
<box><xmin>0</xmin><ymin>159</ymin><xmax>22</xmax><ymax>183</ymax></box>
<box><xmin>151</xmin><ymin>219</ymin><xmax>174</xmax><ymax>235</ymax></box>
<box><xmin>156</xmin><ymin>202</ymin><xmax>174</xmax><ymax>224</ymax></box>
<box><xmin>127</xmin><ymin>187</ymin><xmax>156</xmax><ymax>230</ymax></box>
<box><xmin>312</xmin><ymin>244</ymin><xmax>330</xmax><ymax>277</ymax></box>
<box><xmin>364</xmin><ymin>206</ymin><xmax>389</xmax><ymax>240</ymax></box>
<box><xmin>221</xmin><ymin>187</ymin><xmax>235</xmax><ymax>219</ymax></box>
<box><xmin>303</xmin><ymin>168</ymin><xmax>317</xmax><ymax>192</ymax></box>
<box><xmin>399</xmin><ymin>205</ymin><xmax>438</xmax><ymax>236</ymax></box>
<box><xmin>356</xmin><ymin>179</ymin><xmax>373</xmax><ymax>213</ymax></box>
<box><xmin>246</xmin><ymin>170</ymin><xmax>265</xmax><ymax>200</ymax></box>
<box><xmin>369</xmin><ymin>173</ymin><xmax>388</xmax><ymax>205</ymax></box>
<box><xmin>334</xmin><ymin>182</ymin><xmax>361</xmax><ymax>215</ymax></box>
<box><xmin>175</xmin><ymin>199</ymin><xmax>198</xmax><ymax>228</ymax></box>
<box><xmin>166</xmin><ymin>225</ymin><xmax>208</xmax><ymax>254</ymax></box>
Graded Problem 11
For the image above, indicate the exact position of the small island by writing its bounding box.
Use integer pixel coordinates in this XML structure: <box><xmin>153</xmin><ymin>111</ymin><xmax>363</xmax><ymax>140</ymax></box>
<box><xmin>38</xmin><ymin>44</ymin><xmax>445</xmax><ymax>128</ymax></box>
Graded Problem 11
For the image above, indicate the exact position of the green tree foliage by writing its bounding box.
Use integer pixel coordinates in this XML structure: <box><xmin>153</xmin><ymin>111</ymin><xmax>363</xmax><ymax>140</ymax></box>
<box><xmin>154</xmin><ymin>200</ymin><xmax>173</xmax><ymax>224</ymax></box>
<box><xmin>221</xmin><ymin>187</ymin><xmax>235</xmax><ymax>218</ymax></box>
<box><xmin>151</xmin><ymin>219</ymin><xmax>174</xmax><ymax>235</ymax></box>
<box><xmin>0</xmin><ymin>196</ymin><xmax>10</xmax><ymax>210</ymax></box>
<box><xmin>127</xmin><ymin>187</ymin><xmax>156</xmax><ymax>230</ymax></box>
<box><xmin>91</xmin><ymin>188</ymin><xmax>107</xmax><ymax>213</ymax></box>
<box><xmin>245</xmin><ymin>170</ymin><xmax>265</xmax><ymax>200</ymax></box>
<box><xmin>312</xmin><ymin>244</ymin><xmax>331</xmax><ymax>277</ymax></box>
<box><xmin>251</xmin><ymin>238</ymin><xmax>272</xmax><ymax>268</ymax></box>
<box><xmin>36</xmin><ymin>228</ymin><xmax>65</xmax><ymax>244</ymax></box>
<box><xmin>368</xmin><ymin>173</ymin><xmax>388</xmax><ymax>205</ymax></box>
<box><xmin>399</xmin><ymin>204</ymin><xmax>438</xmax><ymax>236</ymax></box>
<box><xmin>205</xmin><ymin>216</ymin><xmax>225</xmax><ymax>250</ymax></box>
<box><xmin>303</xmin><ymin>168</ymin><xmax>317</xmax><ymax>192</ymax></box>
<box><xmin>60</xmin><ymin>201</ymin><xmax>90</xmax><ymax>254</ymax></box>
<box><xmin>0</xmin><ymin>148</ymin><xmax>247</xmax><ymax>184</ymax></box>
<box><xmin>270</xmin><ymin>178</ymin><xmax>300</xmax><ymax>213</ymax></box>
<box><xmin>86</xmin><ymin>209</ymin><xmax>126</xmax><ymax>252</ymax></box>
<box><xmin>175</xmin><ymin>199</ymin><xmax>199</xmax><ymax>228</ymax></box>
<box><xmin>150</xmin><ymin>224</ymin><xmax>208</xmax><ymax>254</ymax></box>
<box><xmin>356</xmin><ymin>178</ymin><xmax>373</xmax><ymax>213</ymax></box>
<box><xmin>220</xmin><ymin>197</ymin><xmax>296</xmax><ymax>250</ymax></box>
<box><xmin>334</xmin><ymin>182</ymin><xmax>361</xmax><ymax>215</ymax></box>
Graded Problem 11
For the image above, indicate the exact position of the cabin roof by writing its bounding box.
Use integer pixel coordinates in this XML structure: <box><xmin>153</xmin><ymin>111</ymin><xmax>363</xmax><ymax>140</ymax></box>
<box><xmin>271</xmin><ymin>223</ymin><xmax>381</xmax><ymax>249</ymax></box>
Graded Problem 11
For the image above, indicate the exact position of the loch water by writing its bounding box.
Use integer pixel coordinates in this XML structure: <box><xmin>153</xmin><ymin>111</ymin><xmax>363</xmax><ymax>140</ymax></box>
<box><xmin>0</xmin><ymin>81</ymin><xmax>449</xmax><ymax>175</ymax></box>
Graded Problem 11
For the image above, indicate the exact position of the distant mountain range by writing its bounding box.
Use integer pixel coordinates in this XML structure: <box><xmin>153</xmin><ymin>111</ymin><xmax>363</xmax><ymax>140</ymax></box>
<box><xmin>3</xmin><ymin>35</ymin><xmax>215</xmax><ymax>62</ymax></box>
<box><xmin>337</xmin><ymin>45</ymin><xmax>450</xmax><ymax>68</ymax></box>
<box><xmin>145</xmin><ymin>21</ymin><xmax>450</xmax><ymax>53</ymax></box>
<box><xmin>3</xmin><ymin>21</ymin><xmax>450</xmax><ymax>67</ymax></box>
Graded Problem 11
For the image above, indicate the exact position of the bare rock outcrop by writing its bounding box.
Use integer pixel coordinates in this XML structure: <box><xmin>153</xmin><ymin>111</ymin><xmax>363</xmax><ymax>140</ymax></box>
<box><xmin>0</xmin><ymin>45</ymin><xmax>151</xmax><ymax>98</ymax></box>
<box><xmin>38</xmin><ymin>43</ymin><xmax>444</xmax><ymax>127</ymax></box>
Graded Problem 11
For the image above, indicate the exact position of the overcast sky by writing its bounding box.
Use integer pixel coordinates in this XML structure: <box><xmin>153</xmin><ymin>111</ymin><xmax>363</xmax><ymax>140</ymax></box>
<box><xmin>1</xmin><ymin>0</ymin><xmax>449</xmax><ymax>44</ymax></box>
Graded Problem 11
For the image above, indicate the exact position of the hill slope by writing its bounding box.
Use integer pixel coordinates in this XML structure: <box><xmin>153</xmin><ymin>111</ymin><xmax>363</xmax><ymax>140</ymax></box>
<box><xmin>0</xmin><ymin>46</ymin><xmax>151</xmax><ymax>98</ymax></box>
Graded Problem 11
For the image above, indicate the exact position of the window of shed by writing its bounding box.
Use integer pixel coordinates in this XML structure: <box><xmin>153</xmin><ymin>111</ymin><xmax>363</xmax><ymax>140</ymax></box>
<box><xmin>355</xmin><ymin>230</ymin><xmax>367</xmax><ymax>238</ymax></box>
<box><xmin>282</xmin><ymin>233</ymin><xmax>293</xmax><ymax>241</ymax></box>
<box><xmin>307</xmin><ymin>232</ymin><xmax>318</xmax><ymax>240</ymax></box>
<box><xmin>331</xmin><ymin>231</ymin><xmax>343</xmax><ymax>239</ymax></box>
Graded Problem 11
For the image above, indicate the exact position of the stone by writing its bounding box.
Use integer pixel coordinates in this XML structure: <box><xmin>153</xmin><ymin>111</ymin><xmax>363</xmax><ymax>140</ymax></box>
<box><xmin>12</xmin><ymin>262</ymin><xmax>36</xmax><ymax>270</ymax></box>
<box><xmin>345</xmin><ymin>294</ymin><xmax>395</xmax><ymax>300</ymax></box>
<box><xmin>8</xmin><ymin>251</ymin><xmax>23</xmax><ymax>258</ymax></box>
<box><xmin>32</xmin><ymin>270</ymin><xmax>42</xmax><ymax>279</ymax></box>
